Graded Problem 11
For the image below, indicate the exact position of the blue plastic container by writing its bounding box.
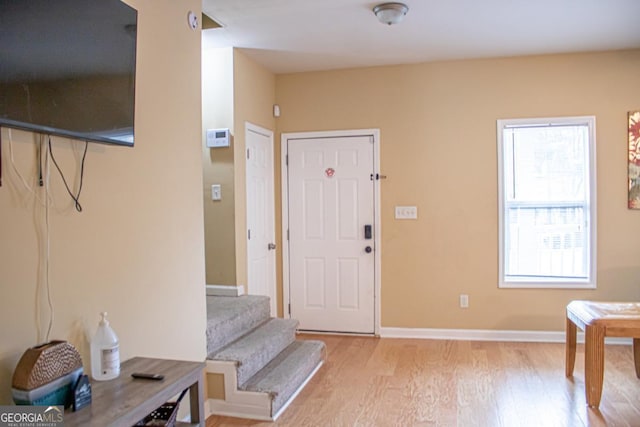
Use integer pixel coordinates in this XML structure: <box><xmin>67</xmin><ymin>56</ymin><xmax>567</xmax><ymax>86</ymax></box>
<box><xmin>12</xmin><ymin>367</ymin><xmax>83</xmax><ymax>407</ymax></box>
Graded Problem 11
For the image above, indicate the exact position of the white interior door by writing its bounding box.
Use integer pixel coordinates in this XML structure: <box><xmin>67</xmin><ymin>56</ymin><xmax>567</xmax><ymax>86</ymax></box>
<box><xmin>246</xmin><ymin>123</ymin><xmax>277</xmax><ymax>316</ymax></box>
<box><xmin>286</xmin><ymin>134</ymin><xmax>376</xmax><ymax>333</ymax></box>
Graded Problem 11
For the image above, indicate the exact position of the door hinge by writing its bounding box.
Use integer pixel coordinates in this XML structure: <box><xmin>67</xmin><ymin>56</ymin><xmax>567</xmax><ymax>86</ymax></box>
<box><xmin>248</xmin><ymin>229</ymin><xmax>251</xmax><ymax>240</ymax></box>
<box><xmin>247</xmin><ymin>148</ymin><xmax>250</xmax><ymax>159</ymax></box>
<box><xmin>286</xmin><ymin>154</ymin><xmax>288</xmax><ymax>166</ymax></box>
<box><xmin>287</xmin><ymin>229</ymin><xmax>289</xmax><ymax>240</ymax></box>
<box><xmin>288</xmin><ymin>303</ymin><xmax>291</xmax><ymax>315</ymax></box>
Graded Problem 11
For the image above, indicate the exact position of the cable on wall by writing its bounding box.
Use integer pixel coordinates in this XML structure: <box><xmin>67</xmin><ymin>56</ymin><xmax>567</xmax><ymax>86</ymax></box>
<box><xmin>38</xmin><ymin>136</ymin><xmax>44</xmax><ymax>187</ymax></box>
<box><xmin>6</xmin><ymin>130</ymin><xmax>90</xmax><ymax>342</ymax></box>
<box><xmin>8</xmin><ymin>128</ymin><xmax>38</xmax><ymax>196</ymax></box>
<box><xmin>6</xmin><ymin>129</ymin><xmax>52</xmax><ymax>208</ymax></box>
<box><xmin>47</xmin><ymin>136</ymin><xmax>88</xmax><ymax>212</ymax></box>
<box><xmin>6</xmin><ymin>129</ymin><xmax>55</xmax><ymax>342</ymax></box>
<box><xmin>0</xmin><ymin>127</ymin><xmax>3</xmax><ymax>187</ymax></box>
<box><xmin>43</xmin><ymin>139</ymin><xmax>53</xmax><ymax>342</ymax></box>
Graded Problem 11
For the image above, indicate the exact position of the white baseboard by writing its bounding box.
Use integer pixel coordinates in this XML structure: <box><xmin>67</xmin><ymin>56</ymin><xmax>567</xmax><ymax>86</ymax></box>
<box><xmin>206</xmin><ymin>284</ymin><xmax>245</xmax><ymax>297</ymax></box>
<box><xmin>207</xmin><ymin>398</ymin><xmax>273</xmax><ymax>421</ymax></box>
<box><xmin>205</xmin><ymin>359</ymin><xmax>325</xmax><ymax>421</ymax></box>
<box><xmin>379</xmin><ymin>327</ymin><xmax>632</xmax><ymax>345</ymax></box>
<box><xmin>205</xmin><ymin>359</ymin><xmax>272</xmax><ymax>419</ymax></box>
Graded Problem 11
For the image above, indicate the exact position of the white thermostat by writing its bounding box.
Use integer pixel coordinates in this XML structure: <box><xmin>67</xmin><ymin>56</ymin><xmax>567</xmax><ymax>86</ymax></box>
<box><xmin>206</xmin><ymin>128</ymin><xmax>230</xmax><ymax>148</ymax></box>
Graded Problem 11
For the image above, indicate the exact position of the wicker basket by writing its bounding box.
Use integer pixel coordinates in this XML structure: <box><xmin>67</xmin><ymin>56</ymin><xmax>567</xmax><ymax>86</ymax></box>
<box><xmin>134</xmin><ymin>388</ymin><xmax>188</xmax><ymax>427</ymax></box>
<box><xmin>12</xmin><ymin>341</ymin><xmax>83</xmax><ymax>391</ymax></box>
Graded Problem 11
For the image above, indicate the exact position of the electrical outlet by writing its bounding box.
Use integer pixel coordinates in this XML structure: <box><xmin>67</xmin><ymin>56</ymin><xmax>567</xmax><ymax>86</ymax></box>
<box><xmin>459</xmin><ymin>294</ymin><xmax>469</xmax><ymax>308</ymax></box>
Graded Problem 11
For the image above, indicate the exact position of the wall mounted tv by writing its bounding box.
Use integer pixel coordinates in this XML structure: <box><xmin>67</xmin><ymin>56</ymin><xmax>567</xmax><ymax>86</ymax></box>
<box><xmin>0</xmin><ymin>0</ymin><xmax>138</xmax><ymax>146</ymax></box>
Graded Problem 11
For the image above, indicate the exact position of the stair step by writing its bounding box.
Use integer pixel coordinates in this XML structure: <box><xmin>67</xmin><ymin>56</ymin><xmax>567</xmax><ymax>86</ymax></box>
<box><xmin>206</xmin><ymin>295</ymin><xmax>270</xmax><ymax>355</ymax></box>
<box><xmin>210</xmin><ymin>318</ymin><xmax>299</xmax><ymax>386</ymax></box>
<box><xmin>242</xmin><ymin>340</ymin><xmax>326</xmax><ymax>417</ymax></box>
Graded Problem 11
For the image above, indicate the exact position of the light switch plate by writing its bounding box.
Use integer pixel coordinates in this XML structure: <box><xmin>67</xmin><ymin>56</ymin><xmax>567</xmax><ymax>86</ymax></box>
<box><xmin>395</xmin><ymin>206</ymin><xmax>418</xmax><ymax>219</ymax></box>
<box><xmin>211</xmin><ymin>184</ymin><xmax>221</xmax><ymax>201</ymax></box>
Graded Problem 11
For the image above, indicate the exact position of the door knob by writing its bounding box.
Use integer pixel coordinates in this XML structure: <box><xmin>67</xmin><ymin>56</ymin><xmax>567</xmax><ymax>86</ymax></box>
<box><xmin>268</xmin><ymin>243</ymin><xmax>276</xmax><ymax>250</ymax></box>
<box><xmin>365</xmin><ymin>246</ymin><xmax>372</xmax><ymax>253</ymax></box>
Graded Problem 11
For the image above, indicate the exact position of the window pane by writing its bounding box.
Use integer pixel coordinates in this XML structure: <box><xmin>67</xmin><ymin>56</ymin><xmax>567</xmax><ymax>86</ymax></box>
<box><xmin>504</xmin><ymin>125</ymin><xmax>588</xmax><ymax>202</ymax></box>
<box><xmin>505</xmin><ymin>206</ymin><xmax>587</xmax><ymax>279</ymax></box>
<box><xmin>498</xmin><ymin>116</ymin><xmax>595</xmax><ymax>287</ymax></box>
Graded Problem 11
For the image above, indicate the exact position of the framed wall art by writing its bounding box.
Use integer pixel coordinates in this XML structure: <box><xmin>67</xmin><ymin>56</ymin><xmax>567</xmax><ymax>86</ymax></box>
<box><xmin>628</xmin><ymin>110</ymin><xmax>640</xmax><ymax>209</ymax></box>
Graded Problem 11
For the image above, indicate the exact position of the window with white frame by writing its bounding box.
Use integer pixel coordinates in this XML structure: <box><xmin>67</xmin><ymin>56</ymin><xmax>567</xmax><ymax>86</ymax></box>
<box><xmin>497</xmin><ymin>116</ymin><xmax>596</xmax><ymax>288</ymax></box>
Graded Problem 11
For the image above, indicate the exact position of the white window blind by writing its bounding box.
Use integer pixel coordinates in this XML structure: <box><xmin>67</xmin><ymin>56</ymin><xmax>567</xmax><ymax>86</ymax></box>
<box><xmin>497</xmin><ymin>117</ymin><xmax>596</xmax><ymax>288</ymax></box>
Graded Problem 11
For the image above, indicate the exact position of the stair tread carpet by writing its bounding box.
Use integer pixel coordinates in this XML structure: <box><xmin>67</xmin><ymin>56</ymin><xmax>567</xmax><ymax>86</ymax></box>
<box><xmin>242</xmin><ymin>340</ymin><xmax>326</xmax><ymax>416</ymax></box>
<box><xmin>206</xmin><ymin>295</ymin><xmax>270</xmax><ymax>355</ymax></box>
<box><xmin>211</xmin><ymin>317</ymin><xmax>299</xmax><ymax>386</ymax></box>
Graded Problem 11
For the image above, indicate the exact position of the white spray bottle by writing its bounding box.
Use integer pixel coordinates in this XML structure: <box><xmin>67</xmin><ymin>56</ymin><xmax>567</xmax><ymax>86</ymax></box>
<box><xmin>90</xmin><ymin>312</ymin><xmax>120</xmax><ymax>381</ymax></box>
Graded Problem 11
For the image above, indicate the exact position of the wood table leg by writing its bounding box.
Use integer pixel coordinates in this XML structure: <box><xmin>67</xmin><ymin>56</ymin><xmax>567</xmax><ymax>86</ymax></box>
<box><xmin>566</xmin><ymin>316</ymin><xmax>577</xmax><ymax>377</ymax></box>
<box><xmin>584</xmin><ymin>325</ymin><xmax>605</xmax><ymax>408</ymax></box>
<box><xmin>189</xmin><ymin>371</ymin><xmax>205</xmax><ymax>425</ymax></box>
<box><xmin>634</xmin><ymin>338</ymin><xmax>640</xmax><ymax>379</ymax></box>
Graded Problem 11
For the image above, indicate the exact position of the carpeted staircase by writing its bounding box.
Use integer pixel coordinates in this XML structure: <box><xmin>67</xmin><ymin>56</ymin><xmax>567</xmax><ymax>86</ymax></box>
<box><xmin>205</xmin><ymin>295</ymin><xmax>325</xmax><ymax>421</ymax></box>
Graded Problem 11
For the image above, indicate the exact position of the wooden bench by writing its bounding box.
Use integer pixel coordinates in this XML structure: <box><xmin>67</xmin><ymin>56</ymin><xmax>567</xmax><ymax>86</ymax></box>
<box><xmin>565</xmin><ymin>300</ymin><xmax>640</xmax><ymax>408</ymax></box>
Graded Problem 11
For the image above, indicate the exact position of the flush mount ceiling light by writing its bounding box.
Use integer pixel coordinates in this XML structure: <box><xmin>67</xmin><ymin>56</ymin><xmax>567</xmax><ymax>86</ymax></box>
<box><xmin>373</xmin><ymin>2</ymin><xmax>409</xmax><ymax>25</ymax></box>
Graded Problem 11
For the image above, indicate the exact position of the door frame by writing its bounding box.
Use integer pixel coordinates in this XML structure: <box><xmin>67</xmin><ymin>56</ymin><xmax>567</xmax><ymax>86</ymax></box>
<box><xmin>245</xmin><ymin>121</ymin><xmax>277</xmax><ymax>316</ymax></box>
<box><xmin>280</xmin><ymin>129</ymin><xmax>381</xmax><ymax>335</ymax></box>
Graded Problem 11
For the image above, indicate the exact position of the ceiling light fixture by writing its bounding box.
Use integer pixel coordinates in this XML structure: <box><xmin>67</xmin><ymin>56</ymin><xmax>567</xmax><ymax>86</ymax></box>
<box><xmin>373</xmin><ymin>2</ymin><xmax>409</xmax><ymax>26</ymax></box>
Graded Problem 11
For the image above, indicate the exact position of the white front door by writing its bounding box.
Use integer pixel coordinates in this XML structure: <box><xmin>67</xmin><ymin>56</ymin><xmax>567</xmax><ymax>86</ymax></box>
<box><xmin>285</xmin><ymin>133</ymin><xmax>377</xmax><ymax>333</ymax></box>
<box><xmin>246</xmin><ymin>123</ymin><xmax>276</xmax><ymax>316</ymax></box>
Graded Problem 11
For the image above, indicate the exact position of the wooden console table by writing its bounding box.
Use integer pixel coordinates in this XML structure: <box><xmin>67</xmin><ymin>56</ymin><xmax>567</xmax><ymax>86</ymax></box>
<box><xmin>65</xmin><ymin>357</ymin><xmax>205</xmax><ymax>426</ymax></box>
<box><xmin>565</xmin><ymin>300</ymin><xmax>640</xmax><ymax>408</ymax></box>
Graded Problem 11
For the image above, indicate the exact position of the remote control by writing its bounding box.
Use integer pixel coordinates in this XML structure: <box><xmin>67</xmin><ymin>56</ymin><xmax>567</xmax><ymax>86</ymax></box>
<box><xmin>131</xmin><ymin>372</ymin><xmax>164</xmax><ymax>381</ymax></box>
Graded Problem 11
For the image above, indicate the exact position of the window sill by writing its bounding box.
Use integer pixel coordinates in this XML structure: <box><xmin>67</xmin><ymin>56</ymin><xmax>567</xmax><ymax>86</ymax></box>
<box><xmin>499</xmin><ymin>281</ymin><xmax>596</xmax><ymax>289</ymax></box>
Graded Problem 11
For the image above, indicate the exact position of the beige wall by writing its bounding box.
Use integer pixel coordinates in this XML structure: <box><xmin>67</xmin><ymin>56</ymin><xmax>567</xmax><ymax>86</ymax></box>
<box><xmin>200</xmin><ymin>48</ymin><xmax>276</xmax><ymax>291</ymax></box>
<box><xmin>231</xmin><ymin>49</ymin><xmax>277</xmax><ymax>291</ymax></box>
<box><xmin>202</xmin><ymin>47</ymin><xmax>236</xmax><ymax>285</ymax></box>
<box><xmin>0</xmin><ymin>0</ymin><xmax>207</xmax><ymax>404</ymax></box>
<box><xmin>275</xmin><ymin>49</ymin><xmax>640</xmax><ymax>331</ymax></box>
<box><xmin>202</xmin><ymin>50</ymin><xmax>276</xmax><ymax>399</ymax></box>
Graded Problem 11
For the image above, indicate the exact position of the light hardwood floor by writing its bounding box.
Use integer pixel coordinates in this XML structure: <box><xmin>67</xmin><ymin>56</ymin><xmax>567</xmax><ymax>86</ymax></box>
<box><xmin>206</xmin><ymin>334</ymin><xmax>640</xmax><ymax>427</ymax></box>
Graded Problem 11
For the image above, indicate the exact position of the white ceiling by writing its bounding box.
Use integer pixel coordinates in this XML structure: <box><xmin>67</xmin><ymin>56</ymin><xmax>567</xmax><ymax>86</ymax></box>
<box><xmin>201</xmin><ymin>0</ymin><xmax>640</xmax><ymax>74</ymax></box>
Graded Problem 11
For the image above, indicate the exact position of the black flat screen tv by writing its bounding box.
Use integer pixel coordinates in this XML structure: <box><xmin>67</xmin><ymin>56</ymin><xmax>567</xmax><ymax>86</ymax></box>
<box><xmin>0</xmin><ymin>0</ymin><xmax>138</xmax><ymax>146</ymax></box>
